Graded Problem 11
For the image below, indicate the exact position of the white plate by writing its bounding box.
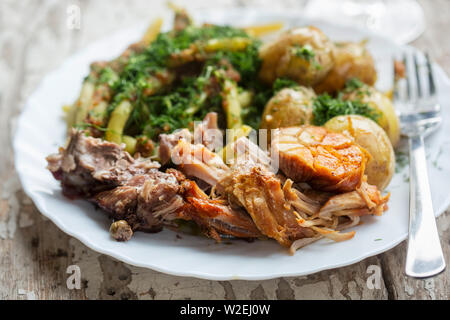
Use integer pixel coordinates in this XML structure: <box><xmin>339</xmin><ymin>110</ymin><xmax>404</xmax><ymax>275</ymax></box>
<box><xmin>13</xmin><ymin>9</ymin><xmax>450</xmax><ymax>280</ymax></box>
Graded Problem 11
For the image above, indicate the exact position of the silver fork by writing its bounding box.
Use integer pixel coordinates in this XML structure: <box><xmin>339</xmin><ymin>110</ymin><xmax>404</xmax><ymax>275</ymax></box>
<box><xmin>394</xmin><ymin>52</ymin><xmax>446</xmax><ymax>278</ymax></box>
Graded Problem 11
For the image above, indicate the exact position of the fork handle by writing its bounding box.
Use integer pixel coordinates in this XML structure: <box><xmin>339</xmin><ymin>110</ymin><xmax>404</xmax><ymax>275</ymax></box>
<box><xmin>405</xmin><ymin>135</ymin><xmax>446</xmax><ymax>278</ymax></box>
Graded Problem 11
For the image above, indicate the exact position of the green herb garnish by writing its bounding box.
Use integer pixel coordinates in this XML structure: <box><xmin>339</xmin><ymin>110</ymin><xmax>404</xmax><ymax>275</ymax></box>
<box><xmin>292</xmin><ymin>44</ymin><xmax>315</xmax><ymax>61</ymax></box>
<box><xmin>395</xmin><ymin>150</ymin><xmax>408</xmax><ymax>173</ymax></box>
<box><xmin>345</xmin><ymin>78</ymin><xmax>365</xmax><ymax>91</ymax></box>
<box><xmin>312</xmin><ymin>93</ymin><xmax>381</xmax><ymax>126</ymax></box>
<box><xmin>291</xmin><ymin>44</ymin><xmax>322</xmax><ymax>70</ymax></box>
<box><xmin>90</xmin><ymin>24</ymin><xmax>265</xmax><ymax>139</ymax></box>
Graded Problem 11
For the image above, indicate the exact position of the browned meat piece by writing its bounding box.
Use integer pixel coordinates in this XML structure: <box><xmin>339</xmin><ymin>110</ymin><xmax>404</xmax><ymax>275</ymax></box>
<box><xmin>178</xmin><ymin>180</ymin><xmax>261</xmax><ymax>241</ymax></box>
<box><xmin>225</xmin><ymin>136</ymin><xmax>272</xmax><ymax>168</ymax></box>
<box><xmin>109</xmin><ymin>220</ymin><xmax>133</xmax><ymax>241</ymax></box>
<box><xmin>272</xmin><ymin>126</ymin><xmax>367</xmax><ymax>192</ymax></box>
<box><xmin>219</xmin><ymin>162</ymin><xmax>315</xmax><ymax>247</ymax></box>
<box><xmin>319</xmin><ymin>176</ymin><xmax>389</xmax><ymax>219</ymax></box>
<box><xmin>193</xmin><ymin>112</ymin><xmax>222</xmax><ymax>150</ymax></box>
<box><xmin>92</xmin><ymin>170</ymin><xmax>185</xmax><ymax>232</ymax></box>
<box><xmin>282</xmin><ymin>180</ymin><xmax>325</xmax><ymax>216</ymax></box>
<box><xmin>158</xmin><ymin>128</ymin><xmax>192</xmax><ymax>165</ymax></box>
<box><xmin>47</xmin><ymin>130</ymin><xmax>261</xmax><ymax>242</ymax></box>
<box><xmin>160</xmin><ymin>113</ymin><xmax>229</xmax><ymax>186</ymax></box>
<box><xmin>94</xmin><ymin>175</ymin><xmax>260</xmax><ymax>241</ymax></box>
<box><xmin>94</xmin><ymin>186</ymin><xmax>138</xmax><ymax>220</ymax></box>
<box><xmin>46</xmin><ymin>129</ymin><xmax>160</xmax><ymax>197</ymax></box>
<box><xmin>135</xmin><ymin>173</ymin><xmax>185</xmax><ymax>232</ymax></box>
<box><xmin>135</xmin><ymin>136</ymin><xmax>155</xmax><ymax>158</ymax></box>
<box><xmin>171</xmin><ymin>139</ymin><xmax>229</xmax><ymax>186</ymax></box>
<box><xmin>218</xmin><ymin>154</ymin><xmax>387</xmax><ymax>250</ymax></box>
<box><xmin>159</xmin><ymin>112</ymin><xmax>221</xmax><ymax>166</ymax></box>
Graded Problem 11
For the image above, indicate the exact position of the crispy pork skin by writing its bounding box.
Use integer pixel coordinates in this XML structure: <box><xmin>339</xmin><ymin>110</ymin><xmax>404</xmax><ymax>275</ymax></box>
<box><xmin>272</xmin><ymin>126</ymin><xmax>367</xmax><ymax>192</ymax></box>
<box><xmin>219</xmin><ymin>162</ymin><xmax>315</xmax><ymax>247</ymax></box>
<box><xmin>178</xmin><ymin>180</ymin><xmax>262</xmax><ymax>240</ymax></box>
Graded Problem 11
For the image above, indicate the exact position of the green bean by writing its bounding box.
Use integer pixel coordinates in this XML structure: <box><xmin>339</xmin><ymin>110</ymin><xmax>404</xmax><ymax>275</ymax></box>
<box><xmin>122</xmin><ymin>135</ymin><xmax>137</xmax><ymax>154</ymax></box>
<box><xmin>105</xmin><ymin>100</ymin><xmax>133</xmax><ymax>144</ymax></box>
<box><xmin>74</xmin><ymin>81</ymin><xmax>95</xmax><ymax>125</ymax></box>
<box><xmin>222</xmin><ymin>79</ymin><xmax>243</xmax><ymax>129</ymax></box>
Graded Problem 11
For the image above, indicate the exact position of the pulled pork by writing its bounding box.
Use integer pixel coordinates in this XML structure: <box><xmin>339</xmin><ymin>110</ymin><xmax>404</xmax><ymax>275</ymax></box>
<box><xmin>47</xmin><ymin>129</ymin><xmax>160</xmax><ymax>198</ymax></box>
<box><xmin>47</xmin><ymin>124</ymin><xmax>390</xmax><ymax>253</ymax></box>
<box><xmin>47</xmin><ymin>129</ymin><xmax>259</xmax><ymax>241</ymax></box>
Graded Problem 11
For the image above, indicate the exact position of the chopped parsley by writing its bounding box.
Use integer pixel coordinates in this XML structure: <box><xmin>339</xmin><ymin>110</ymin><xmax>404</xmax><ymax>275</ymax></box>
<box><xmin>344</xmin><ymin>78</ymin><xmax>371</xmax><ymax>97</ymax></box>
<box><xmin>272</xmin><ymin>78</ymin><xmax>300</xmax><ymax>92</ymax></box>
<box><xmin>91</xmin><ymin>24</ymin><xmax>264</xmax><ymax>139</ymax></box>
<box><xmin>79</xmin><ymin>20</ymin><xmax>381</xmax><ymax>144</ymax></box>
<box><xmin>345</xmin><ymin>78</ymin><xmax>365</xmax><ymax>91</ymax></box>
<box><xmin>395</xmin><ymin>150</ymin><xmax>408</xmax><ymax>173</ymax></box>
<box><xmin>291</xmin><ymin>44</ymin><xmax>322</xmax><ymax>69</ymax></box>
<box><xmin>312</xmin><ymin>93</ymin><xmax>381</xmax><ymax>126</ymax></box>
<box><xmin>292</xmin><ymin>44</ymin><xmax>315</xmax><ymax>61</ymax></box>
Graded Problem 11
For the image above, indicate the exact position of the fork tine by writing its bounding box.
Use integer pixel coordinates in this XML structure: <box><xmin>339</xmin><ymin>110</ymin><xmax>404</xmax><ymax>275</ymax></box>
<box><xmin>403</xmin><ymin>53</ymin><xmax>411</xmax><ymax>99</ymax></box>
<box><xmin>425</xmin><ymin>52</ymin><xmax>436</xmax><ymax>96</ymax></box>
<box><xmin>414</xmin><ymin>53</ymin><xmax>422</xmax><ymax>98</ymax></box>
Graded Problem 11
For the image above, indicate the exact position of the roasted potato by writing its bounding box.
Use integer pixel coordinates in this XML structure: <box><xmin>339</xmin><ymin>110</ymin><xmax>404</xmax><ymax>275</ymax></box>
<box><xmin>314</xmin><ymin>41</ymin><xmax>377</xmax><ymax>94</ymax></box>
<box><xmin>342</xmin><ymin>86</ymin><xmax>400</xmax><ymax>146</ymax></box>
<box><xmin>259</xmin><ymin>26</ymin><xmax>334</xmax><ymax>86</ymax></box>
<box><xmin>324</xmin><ymin>115</ymin><xmax>395</xmax><ymax>190</ymax></box>
<box><xmin>260</xmin><ymin>87</ymin><xmax>316</xmax><ymax>131</ymax></box>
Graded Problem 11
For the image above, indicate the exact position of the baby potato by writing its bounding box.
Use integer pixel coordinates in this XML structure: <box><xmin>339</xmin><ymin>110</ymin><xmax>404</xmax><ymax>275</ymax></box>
<box><xmin>324</xmin><ymin>115</ymin><xmax>395</xmax><ymax>190</ymax></box>
<box><xmin>259</xmin><ymin>26</ymin><xmax>334</xmax><ymax>86</ymax></box>
<box><xmin>260</xmin><ymin>87</ymin><xmax>316</xmax><ymax>131</ymax></box>
<box><xmin>343</xmin><ymin>86</ymin><xmax>400</xmax><ymax>146</ymax></box>
<box><xmin>314</xmin><ymin>41</ymin><xmax>377</xmax><ymax>94</ymax></box>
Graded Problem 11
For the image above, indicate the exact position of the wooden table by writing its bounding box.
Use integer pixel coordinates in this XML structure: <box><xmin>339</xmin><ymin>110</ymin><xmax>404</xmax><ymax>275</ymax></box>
<box><xmin>1</xmin><ymin>0</ymin><xmax>448</xmax><ymax>300</ymax></box>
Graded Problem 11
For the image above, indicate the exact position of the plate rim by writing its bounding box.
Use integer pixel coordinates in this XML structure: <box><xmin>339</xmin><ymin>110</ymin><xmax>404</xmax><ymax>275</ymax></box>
<box><xmin>13</xmin><ymin>9</ymin><xmax>450</xmax><ymax>280</ymax></box>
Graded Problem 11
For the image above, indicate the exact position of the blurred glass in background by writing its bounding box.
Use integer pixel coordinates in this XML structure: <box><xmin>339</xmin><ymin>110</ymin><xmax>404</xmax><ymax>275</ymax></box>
<box><xmin>303</xmin><ymin>0</ymin><xmax>425</xmax><ymax>44</ymax></box>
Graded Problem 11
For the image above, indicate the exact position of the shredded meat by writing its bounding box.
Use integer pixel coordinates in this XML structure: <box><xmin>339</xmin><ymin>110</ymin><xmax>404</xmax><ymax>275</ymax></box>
<box><xmin>272</xmin><ymin>126</ymin><xmax>367</xmax><ymax>192</ymax></box>
<box><xmin>171</xmin><ymin>139</ymin><xmax>229</xmax><ymax>186</ymax></box>
<box><xmin>218</xmin><ymin>157</ymin><xmax>387</xmax><ymax>249</ymax></box>
<box><xmin>158</xmin><ymin>128</ymin><xmax>192</xmax><ymax>165</ymax></box>
<box><xmin>193</xmin><ymin>112</ymin><xmax>222</xmax><ymax>150</ymax></box>
<box><xmin>178</xmin><ymin>180</ymin><xmax>261</xmax><ymax>241</ymax></box>
<box><xmin>46</xmin><ymin>129</ymin><xmax>160</xmax><ymax>198</ymax></box>
<box><xmin>47</xmin><ymin>128</ymin><xmax>389</xmax><ymax>250</ymax></box>
<box><xmin>319</xmin><ymin>176</ymin><xmax>389</xmax><ymax>219</ymax></box>
<box><xmin>47</xmin><ymin>129</ymin><xmax>258</xmax><ymax>242</ymax></box>
<box><xmin>93</xmin><ymin>171</ymin><xmax>185</xmax><ymax>232</ymax></box>
<box><xmin>219</xmin><ymin>162</ymin><xmax>315</xmax><ymax>247</ymax></box>
<box><xmin>226</xmin><ymin>136</ymin><xmax>272</xmax><ymax>168</ymax></box>
<box><xmin>158</xmin><ymin>112</ymin><xmax>221</xmax><ymax>165</ymax></box>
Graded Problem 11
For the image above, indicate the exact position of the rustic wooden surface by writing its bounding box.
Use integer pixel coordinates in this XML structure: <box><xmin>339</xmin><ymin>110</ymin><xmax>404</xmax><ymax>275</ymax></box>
<box><xmin>1</xmin><ymin>0</ymin><xmax>449</xmax><ymax>300</ymax></box>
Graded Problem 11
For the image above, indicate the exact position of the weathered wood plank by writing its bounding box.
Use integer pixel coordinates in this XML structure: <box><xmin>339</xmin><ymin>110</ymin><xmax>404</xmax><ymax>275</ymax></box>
<box><xmin>0</xmin><ymin>0</ymin><xmax>448</xmax><ymax>300</ymax></box>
